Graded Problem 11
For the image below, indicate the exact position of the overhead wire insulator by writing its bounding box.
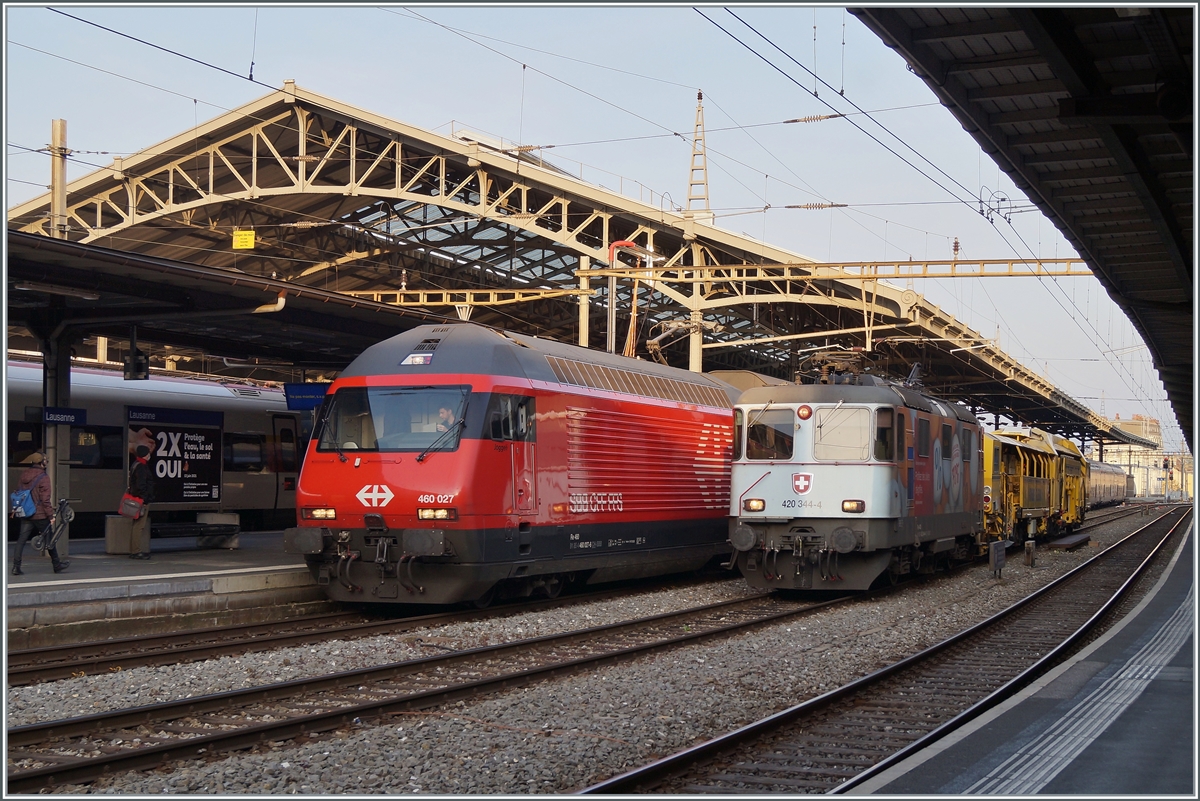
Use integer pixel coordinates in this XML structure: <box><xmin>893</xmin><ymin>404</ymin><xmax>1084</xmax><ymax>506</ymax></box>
<box><xmin>782</xmin><ymin>114</ymin><xmax>845</xmax><ymax>124</ymax></box>
<box><xmin>784</xmin><ymin>203</ymin><xmax>848</xmax><ymax>210</ymax></box>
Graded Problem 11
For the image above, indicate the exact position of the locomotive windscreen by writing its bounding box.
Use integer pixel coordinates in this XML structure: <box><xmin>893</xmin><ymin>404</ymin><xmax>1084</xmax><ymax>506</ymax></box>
<box><xmin>315</xmin><ymin>385</ymin><xmax>470</xmax><ymax>453</ymax></box>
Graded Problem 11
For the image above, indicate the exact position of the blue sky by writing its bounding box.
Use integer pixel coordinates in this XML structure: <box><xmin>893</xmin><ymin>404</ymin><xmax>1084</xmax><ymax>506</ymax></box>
<box><xmin>4</xmin><ymin>4</ymin><xmax>1185</xmax><ymax>452</ymax></box>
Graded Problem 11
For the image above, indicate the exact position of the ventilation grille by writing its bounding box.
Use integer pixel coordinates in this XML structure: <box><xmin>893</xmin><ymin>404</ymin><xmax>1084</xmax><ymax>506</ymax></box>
<box><xmin>547</xmin><ymin>356</ymin><xmax>728</xmax><ymax>408</ymax></box>
<box><xmin>411</xmin><ymin>339</ymin><xmax>441</xmax><ymax>352</ymax></box>
<box><xmin>225</xmin><ymin>387</ymin><xmax>265</xmax><ymax>398</ymax></box>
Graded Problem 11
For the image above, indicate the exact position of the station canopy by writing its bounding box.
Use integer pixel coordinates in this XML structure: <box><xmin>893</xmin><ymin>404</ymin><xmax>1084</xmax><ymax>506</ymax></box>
<box><xmin>852</xmin><ymin>6</ymin><xmax>1192</xmax><ymax>449</ymax></box>
<box><xmin>7</xmin><ymin>81</ymin><xmax>1161</xmax><ymax>448</ymax></box>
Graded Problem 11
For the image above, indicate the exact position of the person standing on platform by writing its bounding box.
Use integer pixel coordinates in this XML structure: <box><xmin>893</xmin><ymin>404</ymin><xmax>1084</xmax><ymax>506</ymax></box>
<box><xmin>10</xmin><ymin>453</ymin><xmax>68</xmax><ymax>575</ymax></box>
<box><xmin>127</xmin><ymin>444</ymin><xmax>155</xmax><ymax>559</ymax></box>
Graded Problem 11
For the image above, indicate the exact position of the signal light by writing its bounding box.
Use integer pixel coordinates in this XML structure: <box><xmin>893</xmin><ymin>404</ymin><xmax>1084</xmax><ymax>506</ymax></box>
<box><xmin>842</xmin><ymin>499</ymin><xmax>866</xmax><ymax>513</ymax></box>
<box><xmin>797</xmin><ymin>405</ymin><xmax>813</xmax><ymax>420</ymax></box>
<box><xmin>743</xmin><ymin>498</ymin><xmax>766</xmax><ymax>512</ymax></box>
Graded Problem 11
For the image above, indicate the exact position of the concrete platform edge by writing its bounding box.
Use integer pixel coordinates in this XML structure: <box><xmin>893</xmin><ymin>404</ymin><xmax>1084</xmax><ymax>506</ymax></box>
<box><xmin>845</xmin><ymin>523</ymin><xmax>1195</xmax><ymax>795</ymax></box>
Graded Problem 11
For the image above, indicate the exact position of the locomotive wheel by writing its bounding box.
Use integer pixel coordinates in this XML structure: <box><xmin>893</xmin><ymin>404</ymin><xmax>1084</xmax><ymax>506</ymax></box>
<box><xmin>472</xmin><ymin>585</ymin><xmax>496</xmax><ymax>609</ymax></box>
<box><xmin>541</xmin><ymin>576</ymin><xmax>563</xmax><ymax>599</ymax></box>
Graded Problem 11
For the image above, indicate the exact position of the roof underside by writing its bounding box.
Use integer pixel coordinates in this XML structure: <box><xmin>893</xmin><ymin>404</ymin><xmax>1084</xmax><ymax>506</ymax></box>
<box><xmin>851</xmin><ymin>6</ymin><xmax>1193</xmax><ymax>450</ymax></box>
<box><xmin>5</xmin><ymin>79</ymin><xmax>1166</xmax><ymax>448</ymax></box>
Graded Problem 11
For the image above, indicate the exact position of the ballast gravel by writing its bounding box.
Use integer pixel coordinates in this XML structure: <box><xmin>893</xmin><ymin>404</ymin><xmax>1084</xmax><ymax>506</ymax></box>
<box><xmin>12</xmin><ymin>510</ymin><xmax>1161</xmax><ymax>794</ymax></box>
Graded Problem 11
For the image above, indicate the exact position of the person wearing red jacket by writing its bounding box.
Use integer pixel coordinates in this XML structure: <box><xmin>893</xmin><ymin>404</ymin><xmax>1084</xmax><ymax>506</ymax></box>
<box><xmin>10</xmin><ymin>453</ymin><xmax>68</xmax><ymax>575</ymax></box>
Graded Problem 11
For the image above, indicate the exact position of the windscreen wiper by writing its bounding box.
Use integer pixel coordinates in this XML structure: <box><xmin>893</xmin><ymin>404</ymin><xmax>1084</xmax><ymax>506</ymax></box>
<box><xmin>416</xmin><ymin>417</ymin><xmax>464</xmax><ymax>463</ymax></box>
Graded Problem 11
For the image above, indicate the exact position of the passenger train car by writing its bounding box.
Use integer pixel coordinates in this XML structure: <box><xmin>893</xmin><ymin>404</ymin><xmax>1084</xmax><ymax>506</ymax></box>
<box><xmin>727</xmin><ymin>369</ymin><xmax>986</xmax><ymax>591</ymax></box>
<box><xmin>283</xmin><ymin>323</ymin><xmax>740</xmax><ymax>606</ymax></box>
<box><xmin>7</xmin><ymin>361</ymin><xmax>304</xmax><ymax>537</ymax></box>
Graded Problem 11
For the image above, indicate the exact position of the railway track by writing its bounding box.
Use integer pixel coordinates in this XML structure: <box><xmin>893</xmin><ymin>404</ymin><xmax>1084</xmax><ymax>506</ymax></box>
<box><xmin>8</xmin><ymin>588</ymin><xmax>877</xmax><ymax>792</ymax></box>
<box><xmin>6</xmin><ymin>575</ymin><xmax>733</xmax><ymax>686</ymax></box>
<box><xmin>581</xmin><ymin>505</ymin><xmax>1191</xmax><ymax>794</ymax></box>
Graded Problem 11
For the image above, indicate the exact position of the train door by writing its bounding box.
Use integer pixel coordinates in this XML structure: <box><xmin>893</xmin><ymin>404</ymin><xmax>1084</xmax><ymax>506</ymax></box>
<box><xmin>897</xmin><ymin>412</ymin><xmax>911</xmax><ymax>514</ymax></box>
<box><xmin>512</xmin><ymin>397</ymin><xmax>537</xmax><ymax>515</ymax></box>
<box><xmin>272</xmin><ymin>415</ymin><xmax>299</xmax><ymax>512</ymax></box>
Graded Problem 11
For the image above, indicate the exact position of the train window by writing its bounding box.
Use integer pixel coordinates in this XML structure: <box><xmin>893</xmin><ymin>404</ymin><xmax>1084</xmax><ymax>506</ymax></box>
<box><xmin>961</xmin><ymin>429</ymin><xmax>973</xmax><ymax>464</ymax></box>
<box><xmin>733</xmin><ymin>409</ymin><xmax>744</xmax><ymax>461</ymax></box>
<box><xmin>814</xmin><ymin>407</ymin><xmax>870</xmax><ymax>461</ymax></box>
<box><xmin>896</xmin><ymin>413</ymin><xmax>906</xmax><ymax>462</ymax></box>
<box><xmin>746</xmin><ymin>408</ymin><xmax>794</xmax><ymax>461</ymax></box>
<box><xmin>278</xmin><ymin>427</ymin><xmax>297</xmax><ymax>472</ymax></box>
<box><xmin>993</xmin><ymin>442</ymin><xmax>1001</xmax><ymax>475</ymax></box>
<box><xmin>224</xmin><ymin>434</ymin><xmax>266</xmax><ymax>472</ymax></box>
<box><xmin>874</xmin><ymin>409</ymin><xmax>894</xmax><ymax>461</ymax></box>
<box><xmin>487</xmin><ymin>394</ymin><xmax>537</xmax><ymax>442</ymax></box>
<box><xmin>7</xmin><ymin>422</ymin><xmax>42</xmax><ymax>466</ymax></box>
<box><xmin>941</xmin><ymin>424</ymin><xmax>953</xmax><ymax>460</ymax></box>
<box><xmin>316</xmin><ymin>385</ymin><xmax>470</xmax><ymax>453</ymax></box>
<box><xmin>917</xmin><ymin>418</ymin><xmax>930</xmax><ymax>457</ymax></box>
<box><xmin>70</xmin><ymin>426</ymin><xmax>124</xmax><ymax>469</ymax></box>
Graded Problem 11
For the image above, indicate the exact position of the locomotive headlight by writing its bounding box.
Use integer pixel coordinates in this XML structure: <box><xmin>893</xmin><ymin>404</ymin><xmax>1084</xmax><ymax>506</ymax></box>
<box><xmin>301</xmin><ymin>507</ymin><xmax>337</xmax><ymax>520</ymax></box>
<box><xmin>418</xmin><ymin>507</ymin><xmax>459</xmax><ymax>521</ymax></box>
<box><xmin>797</xmin><ymin>405</ymin><xmax>813</xmax><ymax>420</ymax></box>
<box><xmin>743</xmin><ymin>498</ymin><xmax>766</xmax><ymax>512</ymax></box>
<box><xmin>841</xmin><ymin>500</ymin><xmax>866</xmax><ymax>513</ymax></box>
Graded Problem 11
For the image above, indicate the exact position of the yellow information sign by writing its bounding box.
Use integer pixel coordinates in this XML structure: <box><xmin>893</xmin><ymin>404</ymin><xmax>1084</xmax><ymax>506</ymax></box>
<box><xmin>232</xmin><ymin>230</ymin><xmax>256</xmax><ymax>250</ymax></box>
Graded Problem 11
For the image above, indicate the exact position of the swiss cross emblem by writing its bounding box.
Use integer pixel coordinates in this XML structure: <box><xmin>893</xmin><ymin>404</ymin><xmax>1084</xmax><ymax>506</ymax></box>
<box><xmin>792</xmin><ymin>473</ymin><xmax>813</xmax><ymax>494</ymax></box>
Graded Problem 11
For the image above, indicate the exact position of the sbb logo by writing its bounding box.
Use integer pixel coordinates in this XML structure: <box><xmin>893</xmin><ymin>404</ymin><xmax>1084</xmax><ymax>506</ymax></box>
<box><xmin>356</xmin><ymin>484</ymin><xmax>395</xmax><ymax>507</ymax></box>
<box><xmin>792</xmin><ymin>473</ymin><xmax>814</xmax><ymax>495</ymax></box>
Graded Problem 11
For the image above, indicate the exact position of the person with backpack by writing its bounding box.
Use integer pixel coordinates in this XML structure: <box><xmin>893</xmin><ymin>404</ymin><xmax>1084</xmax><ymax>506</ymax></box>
<box><xmin>127</xmin><ymin>444</ymin><xmax>155</xmax><ymax>560</ymax></box>
<box><xmin>10</xmin><ymin>453</ymin><xmax>68</xmax><ymax>575</ymax></box>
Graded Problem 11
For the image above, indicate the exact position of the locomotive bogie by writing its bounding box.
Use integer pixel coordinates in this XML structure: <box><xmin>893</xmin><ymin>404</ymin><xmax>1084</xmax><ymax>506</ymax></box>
<box><xmin>285</xmin><ymin>323</ymin><xmax>739</xmax><ymax>605</ymax></box>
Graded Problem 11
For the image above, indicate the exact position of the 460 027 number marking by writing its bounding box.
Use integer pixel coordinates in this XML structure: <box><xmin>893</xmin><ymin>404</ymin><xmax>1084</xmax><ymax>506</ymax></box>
<box><xmin>569</xmin><ymin>492</ymin><xmax>623</xmax><ymax>514</ymax></box>
<box><xmin>417</xmin><ymin>493</ymin><xmax>455</xmax><ymax>504</ymax></box>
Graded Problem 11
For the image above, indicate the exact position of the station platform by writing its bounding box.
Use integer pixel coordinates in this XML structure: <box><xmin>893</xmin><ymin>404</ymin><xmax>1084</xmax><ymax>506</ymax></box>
<box><xmin>6</xmin><ymin>532</ymin><xmax>326</xmax><ymax>649</ymax></box>
<box><xmin>850</xmin><ymin>519</ymin><xmax>1195</xmax><ymax>796</ymax></box>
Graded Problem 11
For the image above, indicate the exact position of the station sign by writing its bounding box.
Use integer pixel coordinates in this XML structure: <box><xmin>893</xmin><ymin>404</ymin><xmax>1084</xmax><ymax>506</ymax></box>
<box><xmin>284</xmin><ymin>383</ymin><xmax>332</xmax><ymax>411</ymax></box>
<box><xmin>127</xmin><ymin>406</ymin><xmax>223</xmax><ymax>505</ymax></box>
<box><xmin>44</xmin><ymin>407</ymin><xmax>86</xmax><ymax>426</ymax></box>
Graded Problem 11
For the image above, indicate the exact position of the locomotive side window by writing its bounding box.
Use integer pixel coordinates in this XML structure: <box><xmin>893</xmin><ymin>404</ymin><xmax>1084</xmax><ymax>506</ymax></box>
<box><xmin>316</xmin><ymin>385</ymin><xmax>469</xmax><ymax>452</ymax></box>
<box><xmin>813</xmin><ymin>407</ymin><xmax>870</xmax><ymax>461</ymax></box>
<box><xmin>896</xmin><ymin>413</ymin><xmax>906</xmax><ymax>462</ymax></box>
<box><xmin>917</xmin><ymin>417</ymin><xmax>930</xmax><ymax>457</ymax></box>
<box><xmin>746</xmin><ymin>408</ymin><xmax>794</xmax><ymax>461</ymax></box>
<box><xmin>941</xmin><ymin>424</ymin><xmax>953</xmax><ymax>459</ymax></box>
<box><xmin>488</xmin><ymin>394</ymin><xmax>537</xmax><ymax>443</ymax></box>
<box><xmin>873</xmin><ymin>408</ymin><xmax>895</xmax><ymax>461</ymax></box>
<box><xmin>961</xmin><ymin>429</ymin><xmax>974</xmax><ymax>464</ymax></box>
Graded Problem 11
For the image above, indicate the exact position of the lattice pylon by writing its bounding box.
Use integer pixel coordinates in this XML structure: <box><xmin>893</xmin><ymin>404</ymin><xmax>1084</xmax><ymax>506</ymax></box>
<box><xmin>686</xmin><ymin>91</ymin><xmax>712</xmax><ymax>217</ymax></box>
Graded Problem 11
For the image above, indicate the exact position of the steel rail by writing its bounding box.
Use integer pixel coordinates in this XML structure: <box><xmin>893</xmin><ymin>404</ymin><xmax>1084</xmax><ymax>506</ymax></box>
<box><xmin>579</xmin><ymin>505</ymin><xmax>1189</xmax><ymax>794</ymax></box>
<box><xmin>8</xmin><ymin>591</ymin><xmax>868</xmax><ymax>792</ymax></box>
<box><xmin>7</xmin><ymin>576</ymin><xmax>730</xmax><ymax>685</ymax></box>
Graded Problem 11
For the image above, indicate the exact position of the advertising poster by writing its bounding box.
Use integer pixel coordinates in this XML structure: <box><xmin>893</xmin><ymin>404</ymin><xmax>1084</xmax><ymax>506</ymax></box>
<box><xmin>127</xmin><ymin>406</ymin><xmax>223</xmax><ymax>505</ymax></box>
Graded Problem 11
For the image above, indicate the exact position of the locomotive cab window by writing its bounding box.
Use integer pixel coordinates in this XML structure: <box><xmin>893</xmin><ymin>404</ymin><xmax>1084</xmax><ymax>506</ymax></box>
<box><xmin>488</xmin><ymin>394</ymin><xmax>536</xmax><ymax>442</ymax></box>
<box><xmin>941</xmin><ymin>424</ymin><xmax>953</xmax><ymax>460</ymax></box>
<box><xmin>874</xmin><ymin>408</ymin><xmax>894</xmax><ymax>461</ymax></box>
<box><xmin>315</xmin><ymin>385</ymin><xmax>470</xmax><ymax>453</ymax></box>
<box><xmin>813</xmin><ymin>406</ymin><xmax>870</xmax><ymax>461</ymax></box>
<box><xmin>746</xmin><ymin>408</ymin><xmax>794</xmax><ymax>461</ymax></box>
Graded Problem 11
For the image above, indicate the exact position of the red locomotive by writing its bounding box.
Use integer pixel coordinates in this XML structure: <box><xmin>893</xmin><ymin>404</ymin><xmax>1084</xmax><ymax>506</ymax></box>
<box><xmin>284</xmin><ymin>323</ymin><xmax>739</xmax><ymax>605</ymax></box>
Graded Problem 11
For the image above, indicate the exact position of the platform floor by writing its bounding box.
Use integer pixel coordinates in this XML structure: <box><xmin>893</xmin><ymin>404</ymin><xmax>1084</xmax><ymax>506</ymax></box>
<box><xmin>850</xmin><ymin>518</ymin><xmax>1195</xmax><ymax>796</ymax></box>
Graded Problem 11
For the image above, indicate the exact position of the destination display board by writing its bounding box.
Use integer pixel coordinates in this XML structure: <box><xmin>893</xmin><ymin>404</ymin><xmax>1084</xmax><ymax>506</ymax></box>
<box><xmin>127</xmin><ymin>406</ymin><xmax>223</xmax><ymax>505</ymax></box>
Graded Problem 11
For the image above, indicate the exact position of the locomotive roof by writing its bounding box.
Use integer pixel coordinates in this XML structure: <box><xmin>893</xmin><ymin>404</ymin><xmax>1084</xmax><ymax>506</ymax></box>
<box><xmin>338</xmin><ymin>323</ymin><xmax>743</xmax><ymax>405</ymax></box>
<box><xmin>737</xmin><ymin>379</ymin><xmax>979</xmax><ymax>424</ymax></box>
